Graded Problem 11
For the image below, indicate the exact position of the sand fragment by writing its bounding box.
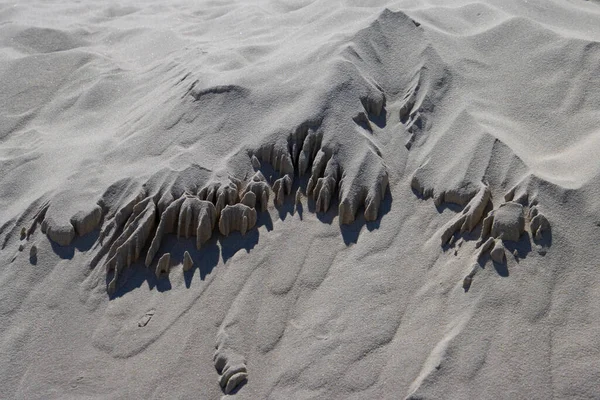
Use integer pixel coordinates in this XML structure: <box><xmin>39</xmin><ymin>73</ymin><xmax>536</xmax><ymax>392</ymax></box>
<box><xmin>224</xmin><ymin>371</ymin><xmax>247</xmax><ymax>394</ymax></box>
<box><xmin>182</xmin><ymin>251</ymin><xmax>193</xmax><ymax>272</ymax></box>
<box><xmin>250</xmin><ymin>155</ymin><xmax>261</xmax><ymax>169</ymax></box>
<box><xmin>490</xmin><ymin>239</ymin><xmax>505</xmax><ymax>263</ymax></box>
<box><xmin>491</xmin><ymin>202</ymin><xmax>525</xmax><ymax>242</ymax></box>
<box><xmin>156</xmin><ymin>253</ymin><xmax>170</xmax><ymax>278</ymax></box>
<box><xmin>476</xmin><ymin>237</ymin><xmax>495</xmax><ymax>261</ymax></box>
<box><xmin>273</xmin><ymin>174</ymin><xmax>292</xmax><ymax>207</ymax></box>
<box><xmin>42</xmin><ymin>217</ymin><xmax>76</xmax><ymax>246</ymax></box>
<box><xmin>529</xmin><ymin>206</ymin><xmax>550</xmax><ymax>241</ymax></box>
<box><xmin>138</xmin><ymin>310</ymin><xmax>155</xmax><ymax>328</ymax></box>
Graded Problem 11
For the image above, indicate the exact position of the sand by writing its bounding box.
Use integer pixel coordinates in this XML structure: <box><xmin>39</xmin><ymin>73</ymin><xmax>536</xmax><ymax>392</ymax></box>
<box><xmin>1</xmin><ymin>0</ymin><xmax>600</xmax><ymax>398</ymax></box>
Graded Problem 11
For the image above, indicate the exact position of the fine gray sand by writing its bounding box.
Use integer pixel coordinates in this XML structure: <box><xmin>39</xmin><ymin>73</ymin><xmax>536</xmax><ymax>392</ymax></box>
<box><xmin>1</xmin><ymin>0</ymin><xmax>600</xmax><ymax>398</ymax></box>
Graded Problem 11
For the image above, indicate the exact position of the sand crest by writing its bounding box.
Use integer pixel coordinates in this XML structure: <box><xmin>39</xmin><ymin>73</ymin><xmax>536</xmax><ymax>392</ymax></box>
<box><xmin>1</xmin><ymin>0</ymin><xmax>600</xmax><ymax>398</ymax></box>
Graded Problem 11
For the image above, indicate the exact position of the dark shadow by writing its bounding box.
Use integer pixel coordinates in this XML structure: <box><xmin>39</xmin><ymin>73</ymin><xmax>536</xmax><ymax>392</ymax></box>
<box><xmin>196</xmin><ymin>239</ymin><xmax>220</xmax><ymax>280</ymax></box>
<box><xmin>29</xmin><ymin>253</ymin><xmax>37</xmax><ymax>265</ymax></box>
<box><xmin>411</xmin><ymin>186</ymin><xmax>425</xmax><ymax>200</ymax></box>
<box><xmin>368</xmin><ymin>107</ymin><xmax>387</xmax><ymax>129</ymax></box>
<box><xmin>73</xmin><ymin>229</ymin><xmax>100</xmax><ymax>252</ymax></box>
<box><xmin>108</xmin><ymin>233</ymin><xmax>220</xmax><ymax>298</ymax></box>
<box><xmin>108</xmin><ymin>260</ymin><xmax>153</xmax><ymax>299</ymax></box>
<box><xmin>153</xmin><ymin>235</ymin><xmax>220</xmax><ymax>288</ymax></box>
<box><xmin>366</xmin><ymin>188</ymin><xmax>392</xmax><ymax>231</ymax></box>
<box><xmin>256</xmin><ymin>158</ymin><xmax>305</xmax><ymax>223</ymax></box>
<box><xmin>466</xmin><ymin>229</ymin><xmax>544</xmax><ymax>280</ymax></box>
<box><xmin>354</xmin><ymin>115</ymin><xmax>372</xmax><ymax>132</ymax></box>
<box><xmin>219</xmin><ymin>228</ymin><xmax>259</xmax><ymax>263</ymax></box>
<box><xmin>340</xmin><ymin>187</ymin><xmax>393</xmax><ymax>245</ymax></box>
<box><xmin>340</xmin><ymin>213</ymin><xmax>364</xmax><ymax>245</ymax></box>
<box><xmin>441</xmin><ymin>225</ymin><xmax>482</xmax><ymax>254</ymax></box>
<box><xmin>50</xmin><ymin>239</ymin><xmax>74</xmax><ymax>260</ymax></box>
<box><xmin>435</xmin><ymin>201</ymin><xmax>466</xmax><ymax>214</ymax></box>
<box><xmin>277</xmin><ymin>200</ymin><xmax>296</xmax><ymax>222</ymax></box>
<box><xmin>276</xmin><ymin>174</ymin><xmax>309</xmax><ymax>222</ymax></box>
<box><xmin>352</xmin><ymin>111</ymin><xmax>373</xmax><ymax>134</ymax></box>
<box><xmin>183</xmin><ymin>267</ymin><xmax>194</xmax><ymax>288</ymax></box>
<box><xmin>257</xmin><ymin>208</ymin><xmax>273</xmax><ymax>231</ymax></box>
<box><xmin>105</xmin><ymin>222</ymin><xmax>258</xmax><ymax>298</ymax></box>
<box><xmin>427</xmin><ymin>190</ymin><xmax>547</xmax><ymax>271</ymax></box>
<box><xmin>476</xmin><ymin>253</ymin><xmax>490</xmax><ymax>269</ymax></box>
<box><xmin>48</xmin><ymin>228</ymin><xmax>100</xmax><ymax>260</ymax></box>
<box><xmin>492</xmin><ymin>260</ymin><xmax>509</xmax><ymax>277</ymax></box>
<box><xmin>154</xmin><ymin>272</ymin><xmax>173</xmax><ymax>292</ymax></box>
<box><xmin>462</xmin><ymin>273</ymin><xmax>474</xmax><ymax>292</ymax></box>
<box><xmin>502</xmin><ymin>231</ymin><xmax>533</xmax><ymax>261</ymax></box>
<box><xmin>255</xmin><ymin>161</ymin><xmax>278</xmax><ymax>186</ymax></box>
<box><xmin>411</xmin><ymin>185</ymin><xmax>452</xmax><ymax>210</ymax></box>
<box><xmin>296</xmin><ymin>202</ymin><xmax>303</xmax><ymax>220</ymax></box>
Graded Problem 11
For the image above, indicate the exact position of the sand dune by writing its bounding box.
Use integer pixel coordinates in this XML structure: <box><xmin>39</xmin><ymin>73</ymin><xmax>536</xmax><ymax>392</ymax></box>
<box><xmin>1</xmin><ymin>0</ymin><xmax>600</xmax><ymax>398</ymax></box>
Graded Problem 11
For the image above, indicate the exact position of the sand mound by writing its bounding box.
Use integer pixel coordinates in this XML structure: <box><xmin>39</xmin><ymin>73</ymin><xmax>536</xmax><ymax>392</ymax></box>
<box><xmin>2</xmin><ymin>1</ymin><xmax>600</xmax><ymax>399</ymax></box>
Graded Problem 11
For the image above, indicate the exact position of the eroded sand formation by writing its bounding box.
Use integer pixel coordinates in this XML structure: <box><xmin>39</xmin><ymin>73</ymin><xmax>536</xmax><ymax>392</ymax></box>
<box><xmin>17</xmin><ymin>106</ymin><xmax>392</xmax><ymax>389</ymax></box>
<box><xmin>182</xmin><ymin>251</ymin><xmax>193</xmax><ymax>272</ymax></box>
<box><xmin>5</xmin><ymin>4</ymin><xmax>595</xmax><ymax>397</ymax></box>
<box><xmin>214</xmin><ymin>330</ymin><xmax>248</xmax><ymax>395</ymax></box>
<box><xmin>8</xmin><ymin>8</ymin><xmax>440</xmax><ymax>309</ymax></box>
<box><xmin>24</xmin><ymin>120</ymin><xmax>391</xmax><ymax>295</ymax></box>
<box><xmin>218</xmin><ymin>204</ymin><xmax>257</xmax><ymax>237</ymax></box>
<box><xmin>414</xmin><ymin>169</ymin><xmax>552</xmax><ymax>291</ymax></box>
<box><xmin>18</xmin><ymin>47</ymin><xmax>399</xmax><ymax>295</ymax></box>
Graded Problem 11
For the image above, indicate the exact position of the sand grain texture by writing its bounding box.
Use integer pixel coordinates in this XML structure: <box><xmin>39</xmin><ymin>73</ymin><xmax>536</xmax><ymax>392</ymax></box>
<box><xmin>1</xmin><ymin>0</ymin><xmax>600</xmax><ymax>399</ymax></box>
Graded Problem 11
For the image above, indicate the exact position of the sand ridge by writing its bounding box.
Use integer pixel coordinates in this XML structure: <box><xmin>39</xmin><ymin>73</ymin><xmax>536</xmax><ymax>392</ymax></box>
<box><xmin>1</xmin><ymin>0</ymin><xmax>600</xmax><ymax>398</ymax></box>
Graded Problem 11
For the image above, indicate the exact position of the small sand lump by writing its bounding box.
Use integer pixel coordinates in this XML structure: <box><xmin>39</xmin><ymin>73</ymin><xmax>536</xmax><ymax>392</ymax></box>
<box><xmin>156</xmin><ymin>253</ymin><xmax>171</xmax><ymax>278</ymax></box>
<box><xmin>529</xmin><ymin>206</ymin><xmax>550</xmax><ymax>240</ymax></box>
<box><xmin>491</xmin><ymin>202</ymin><xmax>525</xmax><ymax>241</ymax></box>
<box><xmin>490</xmin><ymin>240</ymin><xmax>505</xmax><ymax>263</ymax></box>
<box><xmin>183</xmin><ymin>251</ymin><xmax>193</xmax><ymax>272</ymax></box>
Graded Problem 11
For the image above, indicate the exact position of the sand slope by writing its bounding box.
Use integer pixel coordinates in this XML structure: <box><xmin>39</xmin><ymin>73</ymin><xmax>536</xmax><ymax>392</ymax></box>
<box><xmin>1</xmin><ymin>0</ymin><xmax>600</xmax><ymax>398</ymax></box>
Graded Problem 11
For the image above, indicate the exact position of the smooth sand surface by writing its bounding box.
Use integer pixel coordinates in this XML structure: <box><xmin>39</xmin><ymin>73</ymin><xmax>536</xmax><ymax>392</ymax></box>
<box><xmin>1</xmin><ymin>0</ymin><xmax>600</xmax><ymax>398</ymax></box>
